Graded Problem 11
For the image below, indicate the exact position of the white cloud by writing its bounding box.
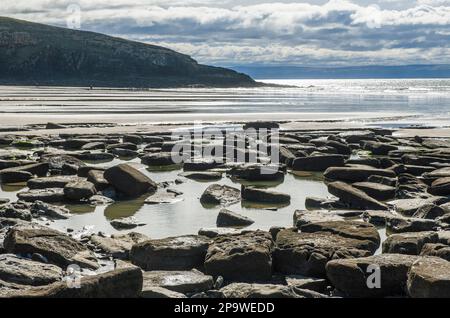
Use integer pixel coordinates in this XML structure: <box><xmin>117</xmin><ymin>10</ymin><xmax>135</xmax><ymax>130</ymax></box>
<box><xmin>1</xmin><ymin>0</ymin><xmax>449</xmax><ymax>66</ymax></box>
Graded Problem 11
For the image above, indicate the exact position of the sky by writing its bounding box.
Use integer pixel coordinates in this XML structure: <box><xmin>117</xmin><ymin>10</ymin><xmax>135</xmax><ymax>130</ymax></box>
<box><xmin>1</xmin><ymin>0</ymin><xmax>450</xmax><ymax>67</ymax></box>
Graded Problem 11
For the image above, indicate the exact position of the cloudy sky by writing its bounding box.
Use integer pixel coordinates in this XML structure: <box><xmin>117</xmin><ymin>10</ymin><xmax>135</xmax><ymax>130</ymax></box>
<box><xmin>1</xmin><ymin>0</ymin><xmax>450</xmax><ymax>67</ymax></box>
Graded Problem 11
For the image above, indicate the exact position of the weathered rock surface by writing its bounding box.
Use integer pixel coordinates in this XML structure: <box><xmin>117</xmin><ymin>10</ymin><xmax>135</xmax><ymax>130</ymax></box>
<box><xmin>292</xmin><ymin>155</ymin><xmax>345</xmax><ymax>172</ymax></box>
<box><xmin>241</xmin><ymin>186</ymin><xmax>290</xmax><ymax>204</ymax></box>
<box><xmin>386</xmin><ymin>216</ymin><xmax>438</xmax><ymax>233</ymax></box>
<box><xmin>420</xmin><ymin>243</ymin><xmax>450</xmax><ymax>261</ymax></box>
<box><xmin>219</xmin><ymin>282</ymin><xmax>323</xmax><ymax>298</ymax></box>
<box><xmin>328</xmin><ymin>181</ymin><xmax>387</xmax><ymax>210</ymax></box>
<box><xmin>27</xmin><ymin>176</ymin><xmax>80</xmax><ymax>189</ymax></box>
<box><xmin>130</xmin><ymin>235</ymin><xmax>210</xmax><ymax>271</ymax></box>
<box><xmin>383</xmin><ymin>231</ymin><xmax>439</xmax><ymax>255</ymax></box>
<box><xmin>64</xmin><ymin>180</ymin><xmax>96</xmax><ymax>201</ymax></box>
<box><xmin>353</xmin><ymin>182</ymin><xmax>396</xmax><ymax>201</ymax></box>
<box><xmin>17</xmin><ymin>188</ymin><xmax>65</xmax><ymax>203</ymax></box>
<box><xmin>3</xmin><ymin>224</ymin><xmax>99</xmax><ymax>269</ymax></box>
<box><xmin>89</xmin><ymin>232</ymin><xmax>149</xmax><ymax>259</ymax></box>
<box><xmin>109</xmin><ymin>217</ymin><xmax>145</xmax><ymax>230</ymax></box>
<box><xmin>200</xmin><ymin>184</ymin><xmax>240</xmax><ymax>206</ymax></box>
<box><xmin>326</xmin><ymin>254</ymin><xmax>420</xmax><ymax>297</ymax></box>
<box><xmin>142</xmin><ymin>269</ymin><xmax>213</xmax><ymax>294</ymax></box>
<box><xmin>407</xmin><ymin>257</ymin><xmax>450</xmax><ymax>298</ymax></box>
<box><xmin>30</xmin><ymin>201</ymin><xmax>70</xmax><ymax>219</ymax></box>
<box><xmin>324</xmin><ymin>167</ymin><xmax>396</xmax><ymax>183</ymax></box>
<box><xmin>204</xmin><ymin>231</ymin><xmax>273</xmax><ymax>281</ymax></box>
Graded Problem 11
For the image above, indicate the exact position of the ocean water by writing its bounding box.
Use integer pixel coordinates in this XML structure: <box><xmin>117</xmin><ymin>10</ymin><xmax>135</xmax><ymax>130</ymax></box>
<box><xmin>0</xmin><ymin>78</ymin><xmax>449</xmax><ymax>126</ymax></box>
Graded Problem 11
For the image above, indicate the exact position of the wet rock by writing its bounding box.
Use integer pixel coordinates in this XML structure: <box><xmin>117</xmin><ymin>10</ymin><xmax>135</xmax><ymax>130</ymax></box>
<box><xmin>326</xmin><ymin>254</ymin><xmax>420</xmax><ymax>297</ymax></box>
<box><xmin>130</xmin><ymin>235</ymin><xmax>210</xmax><ymax>271</ymax></box>
<box><xmin>86</xmin><ymin>170</ymin><xmax>109</xmax><ymax>191</ymax></box>
<box><xmin>228</xmin><ymin>164</ymin><xmax>284</xmax><ymax>181</ymax></box>
<box><xmin>200</xmin><ymin>184</ymin><xmax>241</xmax><ymax>206</ymax></box>
<box><xmin>104</xmin><ymin>164</ymin><xmax>157</xmax><ymax>197</ymax></box>
<box><xmin>0</xmin><ymin>203</ymin><xmax>32</xmax><ymax>221</ymax></box>
<box><xmin>407</xmin><ymin>257</ymin><xmax>450</xmax><ymax>298</ymax></box>
<box><xmin>0</xmin><ymin>170</ymin><xmax>33</xmax><ymax>183</ymax></box>
<box><xmin>81</xmin><ymin>142</ymin><xmax>105</xmax><ymax>151</ymax></box>
<box><xmin>4</xmin><ymin>224</ymin><xmax>99</xmax><ymax>269</ymax></box>
<box><xmin>367</xmin><ymin>175</ymin><xmax>397</xmax><ymax>187</ymax></box>
<box><xmin>17</xmin><ymin>188</ymin><xmax>65</xmax><ymax>203</ymax></box>
<box><xmin>216</xmin><ymin>209</ymin><xmax>254</xmax><ymax>227</ymax></box>
<box><xmin>123</xmin><ymin>134</ymin><xmax>143</xmax><ymax>145</ymax></box>
<box><xmin>420</xmin><ymin>243</ymin><xmax>450</xmax><ymax>261</ymax></box>
<box><xmin>298</xmin><ymin>221</ymin><xmax>380</xmax><ymax>250</ymax></box>
<box><xmin>110</xmin><ymin>217</ymin><xmax>145</xmax><ymax>230</ymax></box>
<box><xmin>293</xmin><ymin>210</ymin><xmax>344</xmax><ymax>228</ymax></box>
<box><xmin>304</xmin><ymin>197</ymin><xmax>346</xmax><ymax>210</ymax></box>
<box><xmin>141</xmin><ymin>286</ymin><xmax>187</xmax><ymax>298</ymax></box>
<box><xmin>144</xmin><ymin>190</ymin><xmax>183</xmax><ymax>205</ymax></box>
<box><xmin>72</xmin><ymin>151</ymin><xmax>114</xmax><ymax>162</ymax></box>
<box><xmin>328</xmin><ymin>181</ymin><xmax>387</xmax><ymax>210</ymax></box>
<box><xmin>219</xmin><ymin>282</ymin><xmax>318</xmax><ymax>298</ymax></box>
<box><xmin>142</xmin><ymin>269</ymin><xmax>213</xmax><ymax>294</ymax></box>
<box><xmin>0</xmin><ymin>254</ymin><xmax>62</xmax><ymax>286</ymax></box>
<box><xmin>46</xmin><ymin>122</ymin><xmax>66</xmax><ymax>129</ymax></box>
<box><xmin>204</xmin><ymin>231</ymin><xmax>273</xmax><ymax>281</ymax></box>
<box><xmin>383</xmin><ymin>231</ymin><xmax>439</xmax><ymax>255</ymax></box>
<box><xmin>386</xmin><ymin>216</ymin><xmax>438</xmax><ymax>233</ymax></box>
<box><xmin>362</xmin><ymin>141</ymin><xmax>397</xmax><ymax>155</ymax></box>
<box><xmin>30</xmin><ymin>201</ymin><xmax>70</xmax><ymax>220</ymax></box>
<box><xmin>27</xmin><ymin>176</ymin><xmax>81</xmax><ymax>189</ymax></box>
<box><xmin>141</xmin><ymin>152</ymin><xmax>177</xmax><ymax>166</ymax></box>
<box><xmin>388</xmin><ymin>197</ymin><xmax>448</xmax><ymax>216</ymax></box>
<box><xmin>413</xmin><ymin>203</ymin><xmax>446</xmax><ymax>219</ymax></box>
<box><xmin>423</xmin><ymin>167</ymin><xmax>450</xmax><ymax>180</ymax></box>
<box><xmin>326</xmin><ymin>140</ymin><xmax>351</xmax><ymax>155</ymax></box>
<box><xmin>352</xmin><ymin>182</ymin><xmax>396</xmax><ymax>201</ymax></box>
<box><xmin>107</xmin><ymin>142</ymin><xmax>138</xmax><ymax>151</ymax></box>
<box><xmin>89</xmin><ymin>232</ymin><xmax>149</xmax><ymax>259</ymax></box>
<box><xmin>292</xmin><ymin>155</ymin><xmax>345</xmax><ymax>172</ymax></box>
<box><xmin>9</xmin><ymin>265</ymin><xmax>143</xmax><ymax>298</ymax></box>
<box><xmin>89</xmin><ymin>195</ymin><xmax>114</xmax><ymax>205</ymax></box>
<box><xmin>324</xmin><ymin>167</ymin><xmax>396</xmax><ymax>183</ymax></box>
<box><xmin>180</xmin><ymin>171</ymin><xmax>222</xmax><ymax>181</ymax></box>
<box><xmin>197</xmin><ymin>227</ymin><xmax>242</xmax><ymax>238</ymax></box>
<box><xmin>241</xmin><ymin>186</ymin><xmax>290</xmax><ymax>204</ymax></box>
<box><xmin>363</xmin><ymin>210</ymin><xmax>397</xmax><ymax>226</ymax></box>
<box><xmin>243</xmin><ymin>121</ymin><xmax>279</xmax><ymax>130</ymax></box>
<box><xmin>429</xmin><ymin>177</ymin><xmax>450</xmax><ymax>196</ymax></box>
<box><xmin>64</xmin><ymin>180</ymin><xmax>96</xmax><ymax>201</ymax></box>
<box><xmin>110</xmin><ymin>148</ymin><xmax>138</xmax><ymax>158</ymax></box>
<box><xmin>273</xmin><ymin>228</ymin><xmax>373</xmax><ymax>278</ymax></box>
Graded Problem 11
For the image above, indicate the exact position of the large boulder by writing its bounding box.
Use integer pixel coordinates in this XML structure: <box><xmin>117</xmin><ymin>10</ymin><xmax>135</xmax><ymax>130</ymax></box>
<box><xmin>273</xmin><ymin>228</ymin><xmax>374</xmax><ymax>278</ymax></box>
<box><xmin>382</xmin><ymin>231</ymin><xmax>439</xmax><ymax>255</ymax></box>
<box><xmin>326</xmin><ymin>254</ymin><xmax>420</xmax><ymax>297</ymax></box>
<box><xmin>407</xmin><ymin>257</ymin><xmax>450</xmax><ymax>298</ymax></box>
<box><xmin>0</xmin><ymin>254</ymin><xmax>63</xmax><ymax>286</ymax></box>
<box><xmin>104</xmin><ymin>164</ymin><xmax>157</xmax><ymax>197</ymax></box>
<box><xmin>324</xmin><ymin>167</ymin><xmax>396</xmax><ymax>183</ymax></box>
<box><xmin>204</xmin><ymin>231</ymin><xmax>273</xmax><ymax>281</ymax></box>
<box><xmin>200</xmin><ymin>184</ymin><xmax>241</xmax><ymax>206</ymax></box>
<box><xmin>328</xmin><ymin>181</ymin><xmax>387</xmax><ymax>210</ymax></box>
<box><xmin>130</xmin><ymin>235</ymin><xmax>211</xmax><ymax>271</ymax></box>
<box><xmin>142</xmin><ymin>269</ymin><xmax>213</xmax><ymax>294</ymax></box>
<box><xmin>3</xmin><ymin>224</ymin><xmax>99</xmax><ymax>269</ymax></box>
<box><xmin>292</xmin><ymin>155</ymin><xmax>345</xmax><ymax>172</ymax></box>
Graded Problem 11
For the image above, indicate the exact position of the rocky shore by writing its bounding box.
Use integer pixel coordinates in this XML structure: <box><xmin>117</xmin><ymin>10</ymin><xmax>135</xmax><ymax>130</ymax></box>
<box><xmin>1</xmin><ymin>121</ymin><xmax>450</xmax><ymax>298</ymax></box>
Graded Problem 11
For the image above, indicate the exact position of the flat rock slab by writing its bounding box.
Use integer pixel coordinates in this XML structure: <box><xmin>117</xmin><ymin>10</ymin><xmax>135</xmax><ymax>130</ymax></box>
<box><xmin>324</xmin><ymin>167</ymin><xmax>396</xmax><ymax>183</ymax></box>
<box><xmin>179</xmin><ymin>171</ymin><xmax>222</xmax><ymax>181</ymax></box>
<box><xmin>3</xmin><ymin>224</ymin><xmax>99</xmax><ymax>269</ymax></box>
<box><xmin>142</xmin><ymin>269</ymin><xmax>213</xmax><ymax>294</ymax></box>
<box><xmin>110</xmin><ymin>217</ymin><xmax>145</xmax><ymax>230</ymax></box>
<box><xmin>17</xmin><ymin>188</ymin><xmax>65</xmax><ymax>203</ymax></box>
<box><xmin>388</xmin><ymin>197</ymin><xmax>449</xmax><ymax>216</ymax></box>
<box><xmin>293</xmin><ymin>210</ymin><xmax>344</xmax><ymax>228</ymax></box>
<box><xmin>144</xmin><ymin>191</ymin><xmax>183</xmax><ymax>205</ymax></box>
<box><xmin>27</xmin><ymin>176</ymin><xmax>81</xmax><ymax>189</ymax></box>
<box><xmin>197</xmin><ymin>227</ymin><xmax>243</xmax><ymax>238</ymax></box>
<box><xmin>386</xmin><ymin>216</ymin><xmax>438</xmax><ymax>233</ymax></box>
<box><xmin>64</xmin><ymin>180</ymin><xmax>97</xmax><ymax>201</ymax></box>
<box><xmin>220</xmin><ymin>282</ymin><xmax>325</xmax><ymax>298</ymax></box>
<box><xmin>292</xmin><ymin>155</ymin><xmax>345</xmax><ymax>172</ymax></box>
<box><xmin>0</xmin><ymin>254</ymin><xmax>62</xmax><ymax>286</ymax></box>
<box><xmin>326</xmin><ymin>254</ymin><xmax>420</xmax><ymax>297</ymax></box>
<box><xmin>130</xmin><ymin>235</ymin><xmax>211</xmax><ymax>271</ymax></box>
<box><xmin>30</xmin><ymin>201</ymin><xmax>70</xmax><ymax>220</ymax></box>
<box><xmin>328</xmin><ymin>181</ymin><xmax>387</xmax><ymax>210</ymax></box>
<box><xmin>241</xmin><ymin>186</ymin><xmax>290</xmax><ymax>204</ymax></box>
<box><xmin>89</xmin><ymin>232</ymin><xmax>149</xmax><ymax>259</ymax></box>
<box><xmin>200</xmin><ymin>184</ymin><xmax>241</xmax><ymax>206</ymax></box>
<box><xmin>298</xmin><ymin>220</ymin><xmax>380</xmax><ymax>252</ymax></box>
<box><xmin>352</xmin><ymin>182</ymin><xmax>396</xmax><ymax>201</ymax></box>
<box><xmin>273</xmin><ymin>228</ymin><xmax>374</xmax><ymax>278</ymax></box>
<box><xmin>383</xmin><ymin>231</ymin><xmax>439</xmax><ymax>255</ymax></box>
<box><xmin>141</xmin><ymin>286</ymin><xmax>187</xmax><ymax>298</ymax></box>
<box><xmin>407</xmin><ymin>257</ymin><xmax>450</xmax><ymax>298</ymax></box>
<box><xmin>204</xmin><ymin>231</ymin><xmax>273</xmax><ymax>281</ymax></box>
<box><xmin>420</xmin><ymin>243</ymin><xmax>450</xmax><ymax>261</ymax></box>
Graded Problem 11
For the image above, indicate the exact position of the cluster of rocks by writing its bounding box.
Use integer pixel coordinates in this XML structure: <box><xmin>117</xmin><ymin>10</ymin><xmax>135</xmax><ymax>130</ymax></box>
<box><xmin>1</xmin><ymin>122</ymin><xmax>450</xmax><ymax>298</ymax></box>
